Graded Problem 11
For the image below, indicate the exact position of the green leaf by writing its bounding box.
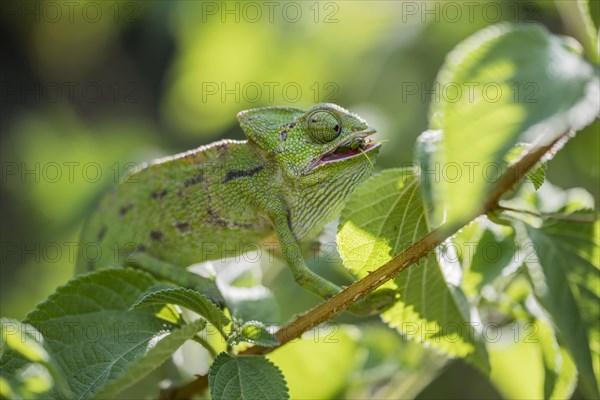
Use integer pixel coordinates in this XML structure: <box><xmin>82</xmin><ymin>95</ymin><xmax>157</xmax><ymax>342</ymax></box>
<box><xmin>338</xmin><ymin>168</ymin><xmax>422</xmax><ymax>279</ymax></box>
<box><xmin>95</xmin><ymin>318</ymin><xmax>206</xmax><ymax>399</ymax></box>
<box><xmin>462</xmin><ymin>224</ymin><xmax>519</xmax><ymax>298</ymax></box>
<box><xmin>337</xmin><ymin>168</ymin><xmax>489</xmax><ymax>371</ymax></box>
<box><xmin>429</xmin><ymin>23</ymin><xmax>599</xmax><ymax>226</ymax></box>
<box><xmin>517</xmin><ymin>214</ymin><xmax>599</xmax><ymax>398</ymax></box>
<box><xmin>527</xmin><ymin>163</ymin><xmax>547</xmax><ymax>191</ymax></box>
<box><xmin>537</xmin><ymin>319</ymin><xmax>578</xmax><ymax>399</ymax></box>
<box><xmin>208</xmin><ymin>353</ymin><xmax>289</xmax><ymax>400</ymax></box>
<box><xmin>229</xmin><ymin>321</ymin><xmax>278</xmax><ymax>347</ymax></box>
<box><xmin>131</xmin><ymin>287</ymin><xmax>230</xmax><ymax>333</ymax></box>
<box><xmin>505</xmin><ymin>143</ymin><xmax>548</xmax><ymax>190</ymax></box>
<box><xmin>492</xmin><ymin>280</ymin><xmax>578</xmax><ymax>400</ymax></box>
<box><xmin>0</xmin><ymin>269</ymin><xmax>206</xmax><ymax>399</ymax></box>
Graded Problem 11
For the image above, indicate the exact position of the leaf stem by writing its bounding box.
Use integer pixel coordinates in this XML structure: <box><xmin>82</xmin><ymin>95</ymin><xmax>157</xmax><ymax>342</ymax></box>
<box><xmin>191</xmin><ymin>335</ymin><xmax>217</xmax><ymax>358</ymax></box>
<box><xmin>497</xmin><ymin>205</ymin><xmax>597</xmax><ymax>222</ymax></box>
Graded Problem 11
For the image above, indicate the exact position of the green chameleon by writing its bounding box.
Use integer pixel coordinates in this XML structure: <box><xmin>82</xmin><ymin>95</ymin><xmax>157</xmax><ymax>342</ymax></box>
<box><xmin>76</xmin><ymin>103</ymin><xmax>394</xmax><ymax>315</ymax></box>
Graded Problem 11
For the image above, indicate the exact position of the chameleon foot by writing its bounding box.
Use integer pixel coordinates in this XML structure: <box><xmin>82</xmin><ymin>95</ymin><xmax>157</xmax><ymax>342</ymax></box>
<box><xmin>347</xmin><ymin>289</ymin><xmax>397</xmax><ymax>316</ymax></box>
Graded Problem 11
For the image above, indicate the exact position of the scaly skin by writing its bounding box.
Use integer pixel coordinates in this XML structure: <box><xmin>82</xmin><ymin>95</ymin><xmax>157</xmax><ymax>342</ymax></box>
<box><xmin>77</xmin><ymin>103</ymin><xmax>395</xmax><ymax>314</ymax></box>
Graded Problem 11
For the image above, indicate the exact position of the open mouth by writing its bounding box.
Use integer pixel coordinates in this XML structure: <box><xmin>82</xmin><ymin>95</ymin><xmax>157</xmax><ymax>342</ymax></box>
<box><xmin>308</xmin><ymin>130</ymin><xmax>380</xmax><ymax>171</ymax></box>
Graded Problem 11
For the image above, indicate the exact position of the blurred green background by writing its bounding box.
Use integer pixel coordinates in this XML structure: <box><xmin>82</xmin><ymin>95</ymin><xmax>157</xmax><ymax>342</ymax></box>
<box><xmin>1</xmin><ymin>1</ymin><xmax>598</xmax><ymax>398</ymax></box>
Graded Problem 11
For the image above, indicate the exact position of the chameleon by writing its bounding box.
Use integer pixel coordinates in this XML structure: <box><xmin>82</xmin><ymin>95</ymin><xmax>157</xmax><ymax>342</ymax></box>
<box><xmin>76</xmin><ymin>103</ymin><xmax>395</xmax><ymax>315</ymax></box>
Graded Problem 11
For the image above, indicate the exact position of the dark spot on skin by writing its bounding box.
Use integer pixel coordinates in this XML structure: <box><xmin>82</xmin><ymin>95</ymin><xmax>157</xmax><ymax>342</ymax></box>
<box><xmin>214</xmin><ymin>219</ymin><xmax>228</xmax><ymax>228</ymax></box>
<box><xmin>175</xmin><ymin>221</ymin><xmax>191</xmax><ymax>232</ymax></box>
<box><xmin>334</xmin><ymin>124</ymin><xmax>339</xmax><ymax>132</ymax></box>
<box><xmin>184</xmin><ymin>173</ymin><xmax>203</xmax><ymax>187</ymax></box>
<box><xmin>279</xmin><ymin>130</ymin><xmax>288</xmax><ymax>141</ymax></box>
<box><xmin>119</xmin><ymin>204</ymin><xmax>133</xmax><ymax>216</ymax></box>
<box><xmin>223</xmin><ymin>165</ymin><xmax>264</xmax><ymax>183</ymax></box>
<box><xmin>207</xmin><ymin>208</ymin><xmax>228</xmax><ymax>228</ymax></box>
<box><xmin>151</xmin><ymin>189</ymin><xmax>168</xmax><ymax>200</ymax></box>
<box><xmin>150</xmin><ymin>230</ymin><xmax>163</xmax><ymax>241</ymax></box>
<box><xmin>289</xmin><ymin>122</ymin><xmax>296</xmax><ymax>128</ymax></box>
<box><xmin>137</xmin><ymin>244</ymin><xmax>147</xmax><ymax>252</ymax></box>
<box><xmin>97</xmin><ymin>226</ymin><xmax>107</xmax><ymax>241</ymax></box>
<box><xmin>204</xmin><ymin>190</ymin><xmax>252</xmax><ymax>228</ymax></box>
<box><xmin>234</xmin><ymin>221</ymin><xmax>257</xmax><ymax>229</ymax></box>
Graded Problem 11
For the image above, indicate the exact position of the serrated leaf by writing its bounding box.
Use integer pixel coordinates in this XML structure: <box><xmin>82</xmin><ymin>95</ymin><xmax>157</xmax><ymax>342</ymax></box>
<box><xmin>429</xmin><ymin>23</ymin><xmax>599</xmax><ymax>226</ymax></box>
<box><xmin>505</xmin><ymin>143</ymin><xmax>548</xmax><ymax>190</ymax></box>
<box><xmin>527</xmin><ymin>163</ymin><xmax>547</xmax><ymax>191</ymax></box>
<box><xmin>229</xmin><ymin>321</ymin><xmax>278</xmax><ymax>347</ymax></box>
<box><xmin>338</xmin><ymin>168</ymin><xmax>422</xmax><ymax>278</ymax></box>
<box><xmin>337</xmin><ymin>168</ymin><xmax>488</xmax><ymax>371</ymax></box>
<box><xmin>517</xmin><ymin>214</ymin><xmax>599</xmax><ymax>398</ymax></box>
<box><xmin>0</xmin><ymin>269</ymin><xmax>205</xmax><ymax>399</ymax></box>
<box><xmin>208</xmin><ymin>353</ymin><xmax>289</xmax><ymax>400</ymax></box>
<box><xmin>95</xmin><ymin>318</ymin><xmax>206</xmax><ymax>398</ymax></box>
<box><xmin>132</xmin><ymin>287</ymin><xmax>230</xmax><ymax>332</ymax></box>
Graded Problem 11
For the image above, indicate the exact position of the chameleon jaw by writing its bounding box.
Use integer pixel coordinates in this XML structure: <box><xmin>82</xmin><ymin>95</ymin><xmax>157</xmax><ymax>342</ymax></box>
<box><xmin>306</xmin><ymin>130</ymin><xmax>380</xmax><ymax>172</ymax></box>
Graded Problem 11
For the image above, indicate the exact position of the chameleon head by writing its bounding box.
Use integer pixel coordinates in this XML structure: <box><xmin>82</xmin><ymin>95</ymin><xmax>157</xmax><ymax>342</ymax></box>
<box><xmin>237</xmin><ymin>103</ymin><xmax>381</xmax><ymax>178</ymax></box>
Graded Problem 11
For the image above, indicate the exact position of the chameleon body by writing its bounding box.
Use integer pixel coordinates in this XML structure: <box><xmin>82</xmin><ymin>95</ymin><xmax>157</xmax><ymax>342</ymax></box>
<box><xmin>77</xmin><ymin>103</ymin><xmax>393</xmax><ymax>313</ymax></box>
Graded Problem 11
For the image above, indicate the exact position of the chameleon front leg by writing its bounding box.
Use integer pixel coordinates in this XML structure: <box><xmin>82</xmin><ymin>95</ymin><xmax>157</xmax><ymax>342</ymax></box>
<box><xmin>271</xmin><ymin>214</ymin><xmax>396</xmax><ymax>316</ymax></box>
<box><xmin>272</xmin><ymin>214</ymin><xmax>341</xmax><ymax>299</ymax></box>
<box><xmin>124</xmin><ymin>251</ymin><xmax>225</xmax><ymax>305</ymax></box>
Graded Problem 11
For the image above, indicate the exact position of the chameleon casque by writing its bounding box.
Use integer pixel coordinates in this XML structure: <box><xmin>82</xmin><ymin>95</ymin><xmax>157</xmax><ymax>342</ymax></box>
<box><xmin>76</xmin><ymin>103</ymin><xmax>394</xmax><ymax>314</ymax></box>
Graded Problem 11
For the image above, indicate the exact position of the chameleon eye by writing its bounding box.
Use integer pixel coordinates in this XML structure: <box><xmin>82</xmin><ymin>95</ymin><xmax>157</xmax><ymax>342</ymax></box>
<box><xmin>306</xmin><ymin>110</ymin><xmax>342</xmax><ymax>143</ymax></box>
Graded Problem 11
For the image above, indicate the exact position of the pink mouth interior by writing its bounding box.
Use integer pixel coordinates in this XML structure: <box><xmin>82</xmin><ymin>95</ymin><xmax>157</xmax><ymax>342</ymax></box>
<box><xmin>320</xmin><ymin>141</ymin><xmax>377</xmax><ymax>163</ymax></box>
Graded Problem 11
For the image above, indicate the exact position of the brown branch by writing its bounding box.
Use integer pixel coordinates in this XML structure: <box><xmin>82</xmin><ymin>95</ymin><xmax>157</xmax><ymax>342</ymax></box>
<box><xmin>242</xmin><ymin>131</ymin><xmax>571</xmax><ymax>356</ymax></box>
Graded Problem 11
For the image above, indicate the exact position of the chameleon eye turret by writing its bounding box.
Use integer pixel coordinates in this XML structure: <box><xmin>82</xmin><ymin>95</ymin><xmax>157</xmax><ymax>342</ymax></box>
<box><xmin>306</xmin><ymin>110</ymin><xmax>342</xmax><ymax>143</ymax></box>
